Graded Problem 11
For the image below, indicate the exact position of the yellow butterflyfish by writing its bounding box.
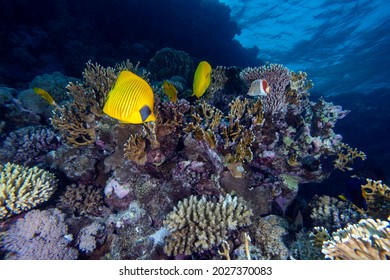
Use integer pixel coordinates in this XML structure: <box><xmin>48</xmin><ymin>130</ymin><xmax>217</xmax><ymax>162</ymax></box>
<box><xmin>33</xmin><ymin>87</ymin><xmax>57</xmax><ymax>106</ymax></box>
<box><xmin>162</xmin><ymin>80</ymin><xmax>178</xmax><ymax>102</ymax></box>
<box><xmin>103</xmin><ymin>71</ymin><xmax>156</xmax><ymax>124</ymax></box>
<box><xmin>193</xmin><ymin>61</ymin><xmax>212</xmax><ymax>98</ymax></box>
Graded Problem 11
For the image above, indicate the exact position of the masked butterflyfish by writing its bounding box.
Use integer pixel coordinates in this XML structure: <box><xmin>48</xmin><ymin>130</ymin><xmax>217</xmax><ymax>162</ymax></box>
<box><xmin>193</xmin><ymin>61</ymin><xmax>212</xmax><ymax>98</ymax></box>
<box><xmin>162</xmin><ymin>80</ymin><xmax>178</xmax><ymax>102</ymax></box>
<box><xmin>33</xmin><ymin>87</ymin><xmax>57</xmax><ymax>106</ymax></box>
<box><xmin>103</xmin><ymin>70</ymin><xmax>156</xmax><ymax>124</ymax></box>
<box><xmin>247</xmin><ymin>79</ymin><xmax>270</xmax><ymax>97</ymax></box>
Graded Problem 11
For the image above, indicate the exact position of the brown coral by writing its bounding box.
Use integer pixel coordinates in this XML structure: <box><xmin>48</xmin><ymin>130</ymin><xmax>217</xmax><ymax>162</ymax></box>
<box><xmin>51</xmin><ymin>61</ymin><xmax>117</xmax><ymax>146</ymax></box>
<box><xmin>362</xmin><ymin>179</ymin><xmax>390</xmax><ymax>219</ymax></box>
<box><xmin>57</xmin><ymin>183</ymin><xmax>104</xmax><ymax>216</ymax></box>
<box><xmin>123</xmin><ymin>134</ymin><xmax>147</xmax><ymax>165</ymax></box>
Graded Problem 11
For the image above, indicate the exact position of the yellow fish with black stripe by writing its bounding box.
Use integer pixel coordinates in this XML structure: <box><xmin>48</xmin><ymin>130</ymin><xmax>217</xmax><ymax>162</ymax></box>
<box><xmin>103</xmin><ymin>71</ymin><xmax>156</xmax><ymax>124</ymax></box>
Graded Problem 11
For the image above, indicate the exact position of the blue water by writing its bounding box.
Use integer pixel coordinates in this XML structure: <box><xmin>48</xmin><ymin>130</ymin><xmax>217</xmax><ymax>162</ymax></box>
<box><xmin>220</xmin><ymin>0</ymin><xmax>390</xmax><ymax>95</ymax></box>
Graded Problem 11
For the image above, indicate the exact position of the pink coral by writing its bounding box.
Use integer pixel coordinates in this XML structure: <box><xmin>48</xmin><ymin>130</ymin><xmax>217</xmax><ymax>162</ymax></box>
<box><xmin>3</xmin><ymin>209</ymin><xmax>78</xmax><ymax>259</ymax></box>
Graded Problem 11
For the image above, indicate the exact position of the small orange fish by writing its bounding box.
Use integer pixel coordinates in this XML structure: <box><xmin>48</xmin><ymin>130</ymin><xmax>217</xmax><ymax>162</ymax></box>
<box><xmin>162</xmin><ymin>80</ymin><xmax>178</xmax><ymax>102</ymax></box>
<box><xmin>33</xmin><ymin>87</ymin><xmax>57</xmax><ymax>106</ymax></box>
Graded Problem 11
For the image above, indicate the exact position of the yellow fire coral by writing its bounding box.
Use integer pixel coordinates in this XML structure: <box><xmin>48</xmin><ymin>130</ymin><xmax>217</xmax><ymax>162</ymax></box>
<box><xmin>322</xmin><ymin>218</ymin><xmax>390</xmax><ymax>260</ymax></box>
<box><xmin>361</xmin><ymin>179</ymin><xmax>390</xmax><ymax>219</ymax></box>
<box><xmin>0</xmin><ymin>163</ymin><xmax>58</xmax><ymax>220</ymax></box>
<box><xmin>334</xmin><ymin>143</ymin><xmax>366</xmax><ymax>171</ymax></box>
<box><xmin>163</xmin><ymin>194</ymin><xmax>252</xmax><ymax>256</ymax></box>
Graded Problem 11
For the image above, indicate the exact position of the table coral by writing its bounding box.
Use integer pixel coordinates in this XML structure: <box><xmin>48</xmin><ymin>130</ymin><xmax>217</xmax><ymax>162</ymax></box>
<box><xmin>0</xmin><ymin>163</ymin><xmax>57</xmax><ymax>220</ymax></box>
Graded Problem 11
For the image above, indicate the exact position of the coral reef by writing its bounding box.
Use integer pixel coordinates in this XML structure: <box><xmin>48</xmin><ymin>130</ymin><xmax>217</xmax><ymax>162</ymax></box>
<box><xmin>147</xmin><ymin>48</ymin><xmax>195</xmax><ymax>83</ymax></box>
<box><xmin>2</xmin><ymin>208</ymin><xmax>78</xmax><ymax>259</ymax></box>
<box><xmin>0</xmin><ymin>163</ymin><xmax>57</xmax><ymax>220</ymax></box>
<box><xmin>163</xmin><ymin>194</ymin><xmax>252</xmax><ymax>256</ymax></box>
<box><xmin>77</xmin><ymin>221</ymin><xmax>106</xmax><ymax>254</ymax></box>
<box><xmin>57</xmin><ymin>183</ymin><xmax>105</xmax><ymax>217</ymax></box>
<box><xmin>307</xmin><ymin>195</ymin><xmax>365</xmax><ymax>231</ymax></box>
<box><xmin>361</xmin><ymin>179</ymin><xmax>390</xmax><ymax>219</ymax></box>
<box><xmin>322</xmin><ymin>218</ymin><xmax>390</xmax><ymax>260</ymax></box>
<box><xmin>334</xmin><ymin>143</ymin><xmax>366</xmax><ymax>171</ymax></box>
<box><xmin>0</xmin><ymin>125</ymin><xmax>59</xmax><ymax>165</ymax></box>
<box><xmin>30</xmin><ymin>71</ymin><xmax>76</xmax><ymax>105</ymax></box>
<box><xmin>252</xmin><ymin>215</ymin><xmax>291</xmax><ymax>260</ymax></box>
<box><xmin>0</xmin><ymin>53</ymin><xmax>365</xmax><ymax>261</ymax></box>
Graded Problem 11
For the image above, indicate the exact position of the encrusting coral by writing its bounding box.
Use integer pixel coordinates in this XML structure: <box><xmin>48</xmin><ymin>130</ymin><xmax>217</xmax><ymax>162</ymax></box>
<box><xmin>57</xmin><ymin>183</ymin><xmax>105</xmax><ymax>217</ymax></box>
<box><xmin>252</xmin><ymin>215</ymin><xmax>291</xmax><ymax>260</ymax></box>
<box><xmin>163</xmin><ymin>193</ymin><xmax>252</xmax><ymax>256</ymax></box>
<box><xmin>321</xmin><ymin>218</ymin><xmax>390</xmax><ymax>260</ymax></box>
<box><xmin>0</xmin><ymin>162</ymin><xmax>58</xmax><ymax>220</ymax></box>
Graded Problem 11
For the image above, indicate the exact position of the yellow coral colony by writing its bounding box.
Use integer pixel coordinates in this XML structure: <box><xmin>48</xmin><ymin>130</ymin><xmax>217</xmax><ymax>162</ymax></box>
<box><xmin>0</xmin><ymin>163</ymin><xmax>58</xmax><ymax>220</ymax></box>
<box><xmin>103</xmin><ymin>70</ymin><xmax>156</xmax><ymax>124</ymax></box>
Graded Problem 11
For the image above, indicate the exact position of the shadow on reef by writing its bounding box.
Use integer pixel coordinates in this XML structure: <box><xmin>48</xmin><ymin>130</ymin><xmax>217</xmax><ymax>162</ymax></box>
<box><xmin>0</xmin><ymin>50</ymin><xmax>389</xmax><ymax>260</ymax></box>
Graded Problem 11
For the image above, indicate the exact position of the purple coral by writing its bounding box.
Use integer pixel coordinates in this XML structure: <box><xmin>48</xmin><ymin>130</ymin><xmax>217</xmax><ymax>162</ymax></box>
<box><xmin>3</xmin><ymin>208</ymin><xmax>78</xmax><ymax>259</ymax></box>
<box><xmin>240</xmin><ymin>64</ymin><xmax>291</xmax><ymax>114</ymax></box>
<box><xmin>0</xmin><ymin>125</ymin><xmax>59</xmax><ymax>165</ymax></box>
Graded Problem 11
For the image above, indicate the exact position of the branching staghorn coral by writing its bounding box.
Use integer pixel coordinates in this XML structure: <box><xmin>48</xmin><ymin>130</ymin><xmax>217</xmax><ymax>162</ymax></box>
<box><xmin>163</xmin><ymin>193</ymin><xmax>252</xmax><ymax>256</ymax></box>
<box><xmin>184</xmin><ymin>100</ymin><xmax>223</xmax><ymax>149</ymax></box>
<box><xmin>0</xmin><ymin>163</ymin><xmax>57</xmax><ymax>220</ymax></box>
<box><xmin>361</xmin><ymin>179</ymin><xmax>390</xmax><ymax>219</ymax></box>
<box><xmin>309</xmin><ymin>226</ymin><xmax>331</xmax><ymax>248</ymax></box>
<box><xmin>322</xmin><ymin>218</ymin><xmax>390</xmax><ymax>260</ymax></box>
<box><xmin>51</xmin><ymin>61</ymin><xmax>117</xmax><ymax>146</ymax></box>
